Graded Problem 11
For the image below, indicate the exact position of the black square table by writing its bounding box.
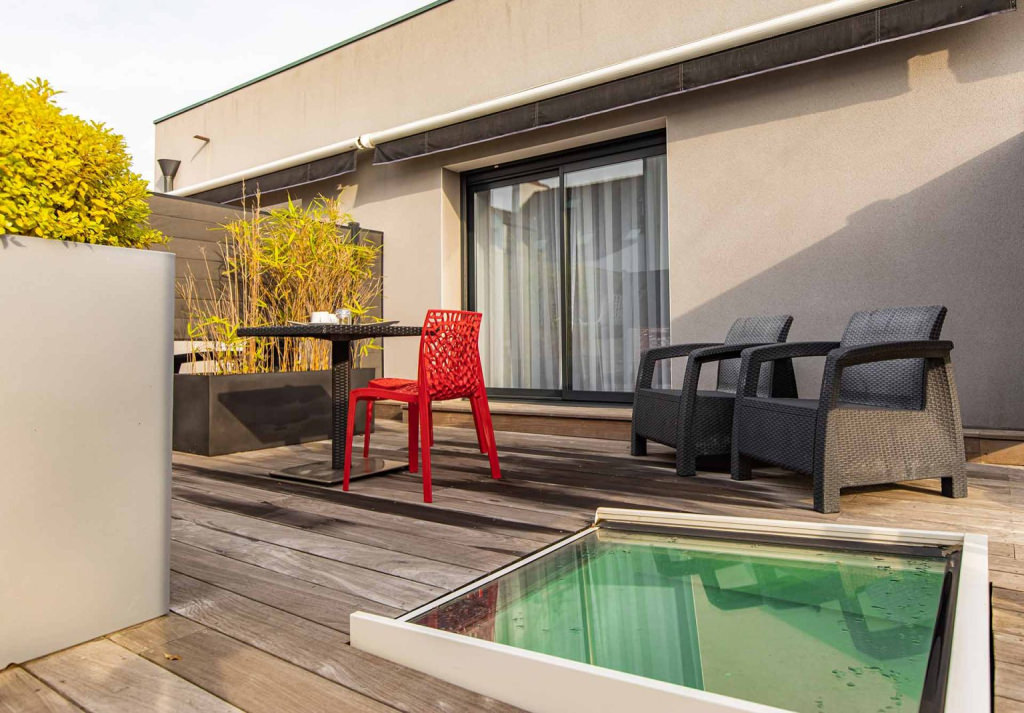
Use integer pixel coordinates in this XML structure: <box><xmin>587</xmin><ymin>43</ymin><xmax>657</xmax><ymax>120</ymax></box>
<box><xmin>236</xmin><ymin>323</ymin><xmax>422</xmax><ymax>485</ymax></box>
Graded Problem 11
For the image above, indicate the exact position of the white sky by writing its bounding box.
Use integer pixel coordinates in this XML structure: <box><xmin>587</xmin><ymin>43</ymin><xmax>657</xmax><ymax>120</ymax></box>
<box><xmin>2</xmin><ymin>0</ymin><xmax>434</xmax><ymax>186</ymax></box>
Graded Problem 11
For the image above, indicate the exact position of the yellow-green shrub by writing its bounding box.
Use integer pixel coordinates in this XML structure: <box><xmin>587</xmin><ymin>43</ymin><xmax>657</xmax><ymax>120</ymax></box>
<box><xmin>0</xmin><ymin>73</ymin><xmax>163</xmax><ymax>248</ymax></box>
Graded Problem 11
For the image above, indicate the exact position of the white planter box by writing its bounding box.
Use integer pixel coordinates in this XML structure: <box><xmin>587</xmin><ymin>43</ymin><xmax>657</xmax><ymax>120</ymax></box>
<box><xmin>0</xmin><ymin>234</ymin><xmax>173</xmax><ymax>667</ymax></box>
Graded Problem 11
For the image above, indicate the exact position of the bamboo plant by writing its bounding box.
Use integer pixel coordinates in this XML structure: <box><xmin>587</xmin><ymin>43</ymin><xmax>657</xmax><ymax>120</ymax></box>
<box><xmin>179</xmin><ymin>196</ymin><xmax>382</xmax><ymax>374</ymax></box>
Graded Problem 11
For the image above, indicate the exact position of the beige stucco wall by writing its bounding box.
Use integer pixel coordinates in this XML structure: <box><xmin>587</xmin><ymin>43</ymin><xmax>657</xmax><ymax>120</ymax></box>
<box><xmin>154</xmin><ymin>0</ymin><xmax>824</xmax><ymax>188</ymax></box>
<box><xmin>159</xmin><ymin>3</ymin><xmax>1024</xmax><ymax>429</ymax></box>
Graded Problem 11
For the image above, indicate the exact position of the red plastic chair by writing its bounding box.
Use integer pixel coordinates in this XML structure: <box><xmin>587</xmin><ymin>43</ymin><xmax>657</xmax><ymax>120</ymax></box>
<box><xmin>343</xmin><ymin>309</ymin><xmax>501</xmax><ymax>502</ymax></box>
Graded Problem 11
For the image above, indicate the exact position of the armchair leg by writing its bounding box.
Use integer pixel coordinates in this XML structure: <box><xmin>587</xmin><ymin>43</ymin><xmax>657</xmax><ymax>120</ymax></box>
<box><xmin>630</xmin><ymin>430</ymin><xmax>647</xmax><ymax>457</ymax></box>
<box><xmin>731</xmin><ymin>453</ymin><xmax>754</xmax><ymax>481</ymax></box>
<box><xmin>675</xmin><ymin>448</ymin><xmax>697</xmax><ymax>478</ymax></box>
<box><xmin>814</xmin><ymin>476</ymin><xmax>841</xmax><ymax>514</ymax></box>
<box><xmin>942</xmin><ymin>468</ymin><xmax>968</xmax><ymax>499</ymax></box>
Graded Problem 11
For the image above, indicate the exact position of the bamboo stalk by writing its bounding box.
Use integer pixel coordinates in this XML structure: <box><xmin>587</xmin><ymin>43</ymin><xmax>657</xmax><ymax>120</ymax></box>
<box><xmin>179</xmin><ymin>195</ymin><xmax>382</xmax><ymax>375</ymax></box>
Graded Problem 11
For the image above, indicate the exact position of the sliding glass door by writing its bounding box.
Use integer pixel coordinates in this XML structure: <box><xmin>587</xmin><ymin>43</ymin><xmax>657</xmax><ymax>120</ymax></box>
<box><xmin>468</xmin><ymin>134</ymin><xmax>669</xmax><ymax>400</ymax></box>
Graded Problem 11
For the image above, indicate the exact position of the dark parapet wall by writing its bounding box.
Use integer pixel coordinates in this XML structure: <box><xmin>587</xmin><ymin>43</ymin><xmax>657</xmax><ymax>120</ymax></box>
<box><xmin>147</xmin><ymin>193</ymin><xmax>247</xmax><ymax>340</ymax></box>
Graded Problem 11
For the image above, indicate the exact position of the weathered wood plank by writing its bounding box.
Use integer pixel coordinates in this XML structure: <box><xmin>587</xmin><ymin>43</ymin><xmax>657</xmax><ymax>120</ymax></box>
<box><xmin>171</xmin><ymin>517</ymin><xmax>445</xmax><ymax>610</ymax></box>
<box><xmin>997</xmin><ymin>661</ymin><xmax>1024</xmax><ymax>704</ymax></box>
<box><xmin>138</xmin><ymin>628</ymin><xmax>396</xmax><ymax>713</ymax></box>
<box><xmin>178</xmin><ymin>468</ymin><xmax>581</xmax><ymax>546</ymax></box>
<box><xmin>170</xmin><ymin>573</ymin><xmax>522</xmax><ymax>713</ymax></box>
<box><xmin>174</xmin><ymin>471</ymin><xmax>562</xmax><ymax>553</ymax></box>
<box><xmin>171</xmin><ymin>542</ymin><xmax>399</xmax><ymax>632</ymax></box>
<box><xmin>426</xmin><ymin>441</ymin><xmax>1014</xmax><ymax>520</ymax></box>
<box><xmin>171</xmin><ymin>483</ymin><xmax>520</xmax><ymax>571</ymax></box>
<box><xmin>0</xmin><ymin>668</ymin><xmax>84</xmax><ymax>713</ymax></box>
<box><xmin>173</xmin><ymin>465</ymin><xmax>571</xmax><ymax>543</ymax></box>
<box><xmin>25</xmin><ymin>639</ymin><xmax>243</xmax><ymax>713</ymax></box>
<box><xmin>994</xmin><ymin>571</ymin><xmax>1024</xmax><ymax>598</ymax></box>
<box><xmin>334</xmin><ymin>473</ymin><xmax>592</xmax><ymax>529</ymax></box>
<box><xmin>414</xmin><ymin>455</ymin><xmax>1015</xmax><ymax>539</ymax></box>
<box><xmin>172</xmin><ymin>498</ymin><xmax>482</xmax><ymax>589</ymax></box>
<box><xmin>998</xmin><ymin>695</ymin><xmax>1024</xmax><ymax>712</ymax></box>
<box><xmin>108</xmin><ymin>614</ymin><xmax>206</xmax><ymax>655</ymax></box>
<box><xmin>996</xmin><ymin>632</ymin><xmax>1024</xmax><ymax>664</ymax></box>
<box><xmin>996</xmin><ymin>587</ymin><xmax>1024</xmax><ymax>614</ymax></box>
<box><xmin>993</xmin><ymin>555</ymin><xmax>1024</xmax><ymax>576</ymax></box>
<box><xmin>996</xmin><ymin>607</ymin><xmax>1024</xmax><ymax>638</ymax></box>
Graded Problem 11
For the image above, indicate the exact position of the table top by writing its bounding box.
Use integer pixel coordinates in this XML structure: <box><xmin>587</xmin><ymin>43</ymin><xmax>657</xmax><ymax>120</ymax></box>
<box><xmin>237</xmin><ymin>323</ymin><xmax>422</xmax><ymax>340</ymax></box>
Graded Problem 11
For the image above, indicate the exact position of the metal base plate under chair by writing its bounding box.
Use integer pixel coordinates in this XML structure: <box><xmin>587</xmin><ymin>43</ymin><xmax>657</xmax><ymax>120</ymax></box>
<box><xmin>271</xmin><ymin>457</ymin><xmax>409</xmax><ymax>485</ymax></box>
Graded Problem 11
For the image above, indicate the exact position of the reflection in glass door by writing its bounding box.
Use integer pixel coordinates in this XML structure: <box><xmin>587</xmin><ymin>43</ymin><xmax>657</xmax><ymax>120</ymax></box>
<box><xmin>473</xmin><ymin>176</ymin><xmax>562</xmax><ymax>390</ymax></box>
<box><xmin>567</xmin><ymin>155</ymin><xmax>669</xmax><ymax>393</ymax></box>
<box><xmin>468</xmin><ymin>135</ymin><xmax>669</xmax><ymax>399</ymax></box>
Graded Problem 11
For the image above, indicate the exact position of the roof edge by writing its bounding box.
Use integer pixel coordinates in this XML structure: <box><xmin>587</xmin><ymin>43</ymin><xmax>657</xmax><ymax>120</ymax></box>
<box><xmin>153</xmin><ymin>0</ymin><xmax>454</xmax><ymax>125</ymax></box>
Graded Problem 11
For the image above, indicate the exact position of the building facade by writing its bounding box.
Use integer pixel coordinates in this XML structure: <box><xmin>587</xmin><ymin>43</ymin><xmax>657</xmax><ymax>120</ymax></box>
<box><xmin>154</xmin><ymin>0</ymin><xmax>1024</xmax><ymax>429</ymax></box>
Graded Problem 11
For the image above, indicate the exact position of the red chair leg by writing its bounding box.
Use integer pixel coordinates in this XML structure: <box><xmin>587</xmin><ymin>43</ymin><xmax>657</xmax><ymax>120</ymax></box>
<box><xmin>419</xmin><ymin>399</ymin><xmax>433</xmax><ymax>503</ymax></box>
<box><xmin>476</xmin><ymin>390</ymin><xmax>501</xmax><ymax>480</ymax></box>
<box><xmin>408</xmin><ymin>403</ymin><xmax>419</xmax><ymax>474</ymax></box>
<box><xmin>469</xmin><ymin>395</ymin><xmax>488</xmax><ymax>454</ymax></box>
<box><xmin>363</xmin><ymin>400</ymin><xmax>374</xmax><ymax>458</ymax></box>
<box><xmin>427</xmin><ymin>403</ymin><xmax>435</xmax><ymax>446</ymax></box>
<box><xmin>342</xmin><ymin>394</ymin><xmax>361</xmax><ymax>491</ymax></box>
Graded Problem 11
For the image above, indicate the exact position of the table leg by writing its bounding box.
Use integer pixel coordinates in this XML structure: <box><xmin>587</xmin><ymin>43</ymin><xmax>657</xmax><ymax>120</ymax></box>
<box><xmin>267</xmin><ymin>337</ymin><xmax>410</xmax><ymax>485</ymax></box>
<box><xmin>331</xmin><ymin>339</ymin><xmax>352</xmax><ymax>470</ymax></box>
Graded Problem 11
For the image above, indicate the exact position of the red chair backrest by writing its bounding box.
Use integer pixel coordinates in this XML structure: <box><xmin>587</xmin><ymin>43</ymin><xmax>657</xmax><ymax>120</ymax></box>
<box><xmin>417</xmin><ymin>309</ymin><xmax>485</xmax><ymax>401</ymax></box>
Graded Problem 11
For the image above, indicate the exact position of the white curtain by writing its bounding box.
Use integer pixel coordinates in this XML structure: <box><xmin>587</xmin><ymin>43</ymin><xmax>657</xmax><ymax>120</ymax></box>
<box><xmin>568</xmin><ymin>155</ymin><xmax>670</xmax><ymax>392</ymax></box>
<box><xmin>475</xmin><ymin>178</ymin><xmax>561</xmax><ymax>389</ymax></box>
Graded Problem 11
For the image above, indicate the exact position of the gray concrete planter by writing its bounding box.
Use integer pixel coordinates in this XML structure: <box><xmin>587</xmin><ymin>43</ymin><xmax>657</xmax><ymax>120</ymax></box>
<box><xmin>173</xmin><ymin>368</ymin><xmax>374</xmax><ymax>456</ymax></box>
<box><xmin>0</xmin><ymin>234</ymin><xmax>173</xmax><ymax>667</ymax></box>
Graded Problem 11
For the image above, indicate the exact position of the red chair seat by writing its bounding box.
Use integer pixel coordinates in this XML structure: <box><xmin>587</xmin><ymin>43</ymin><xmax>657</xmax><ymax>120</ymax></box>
<box><xmin>368</xmin><ymin>377</ymin><xmax>417</xmax><ymax>393</ymax></box>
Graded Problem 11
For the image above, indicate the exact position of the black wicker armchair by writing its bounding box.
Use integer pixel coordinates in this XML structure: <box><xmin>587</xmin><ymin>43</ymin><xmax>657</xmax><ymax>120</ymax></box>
<box><xmin>731</xmin><ymin>306</ymin><xmax>966</xmax><ymax>513</ymax></box>
<box><xmin>631</xmin><ymin>315</ymin><xmax>796</xmax><ymax>477</ymax></box>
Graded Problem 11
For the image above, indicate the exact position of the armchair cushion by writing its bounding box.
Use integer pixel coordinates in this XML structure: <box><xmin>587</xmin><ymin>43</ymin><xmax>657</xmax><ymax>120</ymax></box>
<box><xmin>837</xmin><ymin>305</ymin><xmax>947</xmax><ymax>409</ymax></box>
<box><xmin>717</xmin><ymin>315</ymin><xmax>795</xmax><ymax>392</ymax></box>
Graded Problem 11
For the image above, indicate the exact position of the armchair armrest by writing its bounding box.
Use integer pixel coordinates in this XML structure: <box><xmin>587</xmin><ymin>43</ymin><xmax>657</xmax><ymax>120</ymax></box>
<box><xmin>641</xmin><ymin>343</ymin><xmax>723</xmax><ymax>362</ymax></box>
<box><xmin>817</xmin><ymin>340</ymin><xmax>955</xmax><ymax>409</ymax></box>
<box><xmin>681</xmin><ymin>342</ymin><xmax>776</xmax><ymax>401</ymax></box>
<box><xmin>689</xmin><ymin>343</ymin><xmax>772</xmax><ymax>364</ymax></box>
<box><xmin>829</xmin><ymin>340</ymin><xmax>954</xmax><ymax>368</ymax></box>
<box><xmin>736</xmin><ymin>342</ymin><xmax>840</xmax><ymax>397</ymax></box>
<box><xmin>635</xmin><ymin>342</ymin><xmax>721</xmax><ymax>389</ymax></box>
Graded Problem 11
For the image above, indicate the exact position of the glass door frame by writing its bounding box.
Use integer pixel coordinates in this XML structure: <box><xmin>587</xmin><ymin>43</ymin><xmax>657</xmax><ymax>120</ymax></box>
<box><xmin>463</xmin><ymin>131</ymin><xmax>667</xmax><ymax>403</ymax></box>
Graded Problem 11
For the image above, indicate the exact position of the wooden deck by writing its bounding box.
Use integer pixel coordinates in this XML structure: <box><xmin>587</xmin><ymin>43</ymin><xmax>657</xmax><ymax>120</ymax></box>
<box><xmin>3</xmin><ymin>421</ymin><xmax>1023</xmax><ymax>712</ymax></box>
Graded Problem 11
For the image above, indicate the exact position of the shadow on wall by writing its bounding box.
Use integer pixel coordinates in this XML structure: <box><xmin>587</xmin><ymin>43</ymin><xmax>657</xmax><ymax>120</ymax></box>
<box><xmin>673</xmin><ymin>133</ymin><xmax>1024</xmax><ymax>430</ymax></box>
